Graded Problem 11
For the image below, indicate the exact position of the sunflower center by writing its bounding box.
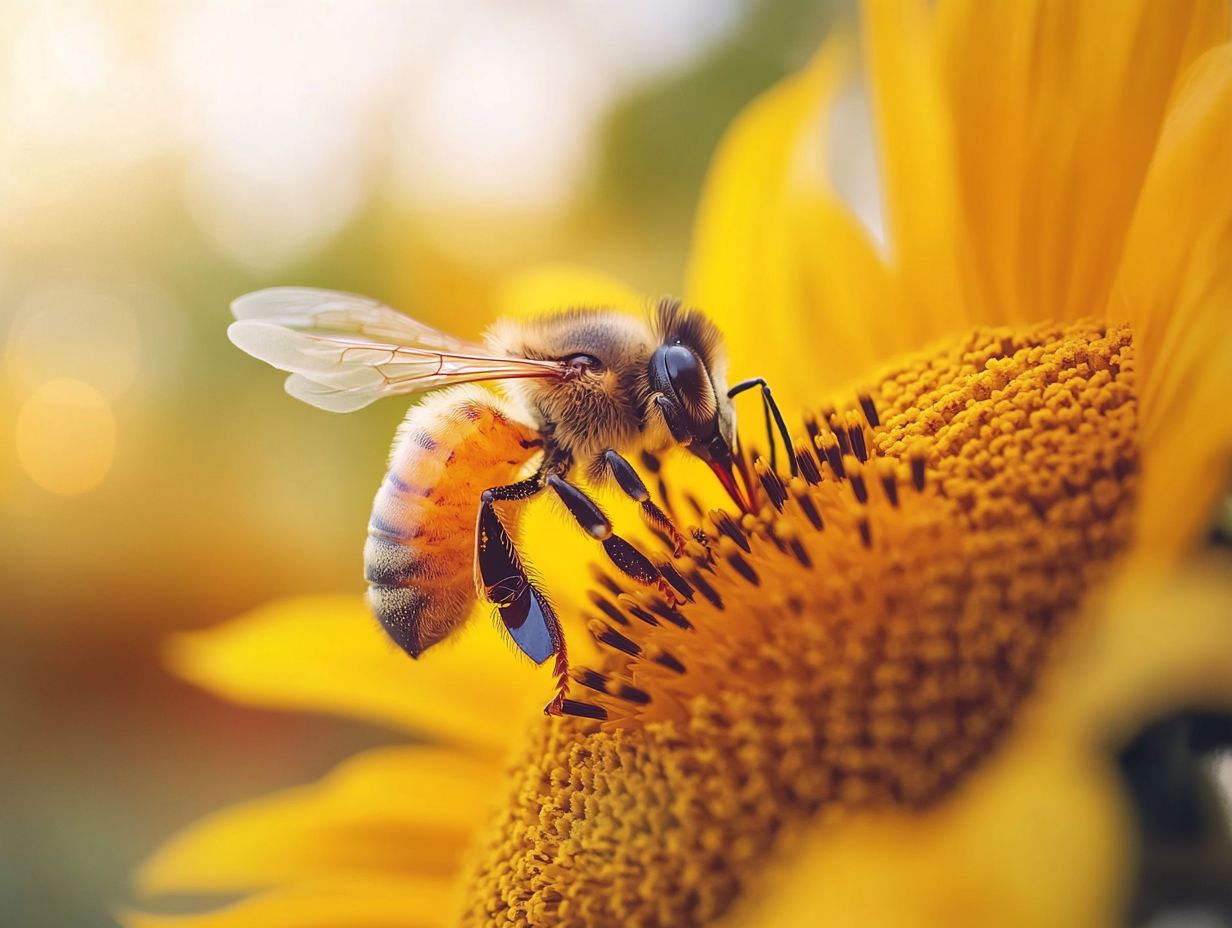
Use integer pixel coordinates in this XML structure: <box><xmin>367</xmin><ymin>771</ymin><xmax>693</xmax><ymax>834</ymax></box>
<box><xmin>463</xmin><ymin>320</ymin><xmax>1137</xmax><ymax>927</ymax></box>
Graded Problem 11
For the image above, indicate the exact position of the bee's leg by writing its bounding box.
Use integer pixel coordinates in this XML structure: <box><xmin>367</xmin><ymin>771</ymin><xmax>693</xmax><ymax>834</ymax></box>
<box><xmin>600</xmin><ymin>450</ymin><xmax>686</xmax><ymax>557</ymax></box>
<box><xmin>475</xmin><ymin>476</ymin><xmax>571</xmax><ymax>715</ymax></box>
<box><xmin>546</xmin><ymin>474</ymin><xmax>683</xmax><ymax>604</ymax></box>
<box><xmin>728</xmin><ymin>377</ymin><xmax>797</xmax><ymax>477</ymax></box>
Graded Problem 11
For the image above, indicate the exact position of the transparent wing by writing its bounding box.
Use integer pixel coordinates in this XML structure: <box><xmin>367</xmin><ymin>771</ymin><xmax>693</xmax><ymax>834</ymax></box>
<box><xmin>228</xmin><ymin>287</ymin><xmax>565</xmax><ymax>413</ymax></box>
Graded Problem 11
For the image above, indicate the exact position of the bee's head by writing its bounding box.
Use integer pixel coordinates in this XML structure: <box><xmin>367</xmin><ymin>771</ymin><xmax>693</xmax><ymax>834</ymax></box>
<box><xmin>648</xmin><ymin>300</ymin><xmax>746</xmax><ymax>511</ymax></box>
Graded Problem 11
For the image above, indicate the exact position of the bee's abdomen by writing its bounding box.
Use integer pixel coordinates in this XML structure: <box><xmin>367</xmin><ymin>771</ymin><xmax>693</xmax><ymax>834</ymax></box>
<box><xmin>364</xmin><ymin>386</ymin><xmax>540</xmax><ymax>659</ymax></box>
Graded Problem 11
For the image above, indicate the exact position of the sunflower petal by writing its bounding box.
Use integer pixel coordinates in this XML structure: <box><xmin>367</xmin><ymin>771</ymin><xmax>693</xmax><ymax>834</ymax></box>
<box><xmin>136</xmin><ymin>746</ymin><xmax>495</xmax><ymax>897</ymax></box>
<box><xmin>167</xmin><ymin>596</ymin><xmax>547</xmax><ymax>751</ymax></box>
<box><xmin>685</xmin><ymin>39</ymin><xmax>894</xmax><ymax>406</ymax></box>
<box><xmin>934</xmin><ymin>0</ymin><xmax>1227</xmax><ymax>325</ymax></box>
<box><xmin>1110</xmin><ymin>45</ymin><xmax>1232</xmax><ymax>560</ymax></box>
<box><xmin>863</xmin><ymin>0</ymin><xmax>965</xmax><ymax>335</ymax></box>
<box><xmin>122</xmin><ymin>878</ymin><xmax>451</xmax><ymax>928</ymax></box>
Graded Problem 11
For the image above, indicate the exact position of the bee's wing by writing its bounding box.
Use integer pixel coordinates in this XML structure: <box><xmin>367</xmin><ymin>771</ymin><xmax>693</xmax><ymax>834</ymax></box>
<box><xmin>228</xmin><ymin>287</ymin><xmax>565</xmax><ymax>413</ymax></box>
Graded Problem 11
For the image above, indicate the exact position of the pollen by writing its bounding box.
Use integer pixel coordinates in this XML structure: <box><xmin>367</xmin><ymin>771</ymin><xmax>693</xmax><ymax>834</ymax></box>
<box><xmin>463</xmin><ymin>319</ymin><xmax>1138</xmax><ymax>927</ymax></box>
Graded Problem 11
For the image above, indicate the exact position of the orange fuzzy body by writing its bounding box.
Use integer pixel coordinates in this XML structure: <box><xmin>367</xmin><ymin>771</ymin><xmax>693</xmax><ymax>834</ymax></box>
<box><xmin>363</xmin><ymin>385</ymin><xmax>541</xmax><ymax>657</ymax></box>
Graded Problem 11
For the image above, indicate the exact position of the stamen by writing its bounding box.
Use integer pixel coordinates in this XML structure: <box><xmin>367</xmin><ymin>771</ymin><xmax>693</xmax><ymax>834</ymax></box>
<box><xmin>688</xmin><ymin>569</ymin><xmax>724</xmax><ymax>609</ymax></box>
<box><xmin>831</xmin><ymin>413</ymin><xmax>851</xmax><ymax>456</ymax></box>
<box><xmin>711</xmin><ymin>510</ymin><xmax>751</xmax><ymax>553</ymax></box>
<box><xmin>622</xmin><ymin>600</ymin><xmax>661</xmax><ymax>627</ymax></box>
<box><xmin>596</xmin><ymin>624</ymin><xmax>641</xmax><ymax>658</ymax></box>
<box><xmin>849</xmin><ymin>472</ymin><xmax>869</xmax><ymax>505</ymax></box>
<box><xmin>558</xmin><ymin>698</ymin><xmax>608</xmax><ymax>720</ymax></box>
<box><xmin>589</xmin><ymin>591</ymin><xmax>629</xmax><ymax>627</ymax></box>
<box><xmin>794</xmin><ymin>441</ymin><xmax>823</xmax><ymax>485</ymax></box>
<box><xmin>657</xmin><ymin>562</ymin><xmax>695</xmax><ymax>602</ymax></box>
<box><xmin>846</xmin><ymin>416</ymin><xmax>869</xmax><ymax>463</ymax></box>
<box><xmin>858</xmin><ymin>391</ymin><xmax>880</xmax><ymax>427</ymax></box>
<box><xmin>755</xmin><ymin>458</ymin><xmax>789</xmax><ymax>511</ymax></box>
<box><xmin>792</xmin><ymin>483</ymin><xmax>824</xmax><ymax>530</ymax></box>
<box><xmin>653</xmin><ymin>650</ymin><xmax>687</xmax><ymax>674</ymax></box>
<box><xmin>790</xmin><ymin>539</ymin><xmax>812</xmax><ymax>568</ymax></box>
<box><xmin>644</xmin><ymin>598</ymin><xmax>691</xmax><ymax>630</ymax></box>
<box><xmin>575</xmin><ymin>669</ymin><xmax>610</xmax><ymax>694</ymax></box>
<box><xmin>817</xmin><ymin>432</ymin><xmax>847</xmax><ymax>479</ymax></box>
<box><xmin>724</xmin><ymin>547</ymin><xmax>760</xmax><ymax>586</ymax></box>
<box><xmin>615</xmin><ymin>683</ymin><xmax>651</xmax><ymax>704</ymax></box>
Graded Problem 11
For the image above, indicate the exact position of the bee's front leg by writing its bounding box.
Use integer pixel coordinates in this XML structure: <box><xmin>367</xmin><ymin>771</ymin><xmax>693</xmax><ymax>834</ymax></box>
<box><xmin>599</xmin><ymin>450</ymin><xmax>686</xmax><ymax>557</ymax></box>
<box><xmin>546</xmin><ymin>474</ymin><xmax>683</xmax><ymax>605</ymax></box>
<box><xmin>727</xmin><ymin>377</ymin><xmax>797</xmax><ymax>477</ymax></box>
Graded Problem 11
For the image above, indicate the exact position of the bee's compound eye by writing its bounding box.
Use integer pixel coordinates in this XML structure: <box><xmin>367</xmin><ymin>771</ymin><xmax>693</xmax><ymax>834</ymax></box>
<box><xmin>564</xmin><ymin>353</ymin><xmax>601</xmax><ymax>375</ymax></box>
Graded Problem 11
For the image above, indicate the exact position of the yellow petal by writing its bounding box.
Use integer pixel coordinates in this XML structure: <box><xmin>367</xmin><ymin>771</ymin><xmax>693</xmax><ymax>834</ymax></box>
<box><xmin>723</xmin><ymin>564</ymin><xmax>1232</xmax><ymax>928</ymax></box>
<box><xmin>934</xmin><ymin>0</ymin><xmax>1227</xmax><ymax>325</ymax></box>
<box><xmin>1111</xmin><ymin>45</ymin><xmax>1232</xmax><ymax>561</ymax></box>
<box><xmin>136</xmin><ymin>746</ymin><xmax>495</xmax><ymax>897</ymax></box>
<box><xmin>863</xmin><ymin>0</ymin><xmax>965</xmax><ymax>335</ymax></box>
<box><xmin>167</xmin><ymin>596</ymin><xmax>548</xmax><ymax>753</ymax></box>
<box><xmin>122</xmin><ymin>878</ymin><xmax>450</xmax><ymax>928</ymax></box>
<box><xmin>685</xmin><ymin>39</ymin><xmax>895</xmax><ymax>408</ymax></box>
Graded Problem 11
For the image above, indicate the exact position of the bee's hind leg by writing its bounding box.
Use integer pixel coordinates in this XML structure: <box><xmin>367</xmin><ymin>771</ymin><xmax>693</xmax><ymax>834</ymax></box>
<box><xmin>600</xmin><ymin>450</ymin><xmax>687</xmax><ymax>557</ymax></box>
<box><xmin>475</xmin><ymin>477</ymin><xmax>570</xmax><ymax>715</ymax></box>
<box><xmin>546</xmin><ymin>474</ymin><xmax>683</xmax><ymax>605</ymax></box>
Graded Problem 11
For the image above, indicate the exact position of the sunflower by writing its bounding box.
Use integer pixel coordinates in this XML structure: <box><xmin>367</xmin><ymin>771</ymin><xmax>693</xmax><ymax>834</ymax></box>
<box><xmin>130</xmin><ymin>2</ymin><xmax>1232</xmax><ymax>926</ymax></box>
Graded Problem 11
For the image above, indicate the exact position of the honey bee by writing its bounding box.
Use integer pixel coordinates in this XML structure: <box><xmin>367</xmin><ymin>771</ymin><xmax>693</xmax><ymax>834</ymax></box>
<box><xmin>228</xmin><ymin>288</ymin><xmax>793</xmax><ymax>715</ymax></box>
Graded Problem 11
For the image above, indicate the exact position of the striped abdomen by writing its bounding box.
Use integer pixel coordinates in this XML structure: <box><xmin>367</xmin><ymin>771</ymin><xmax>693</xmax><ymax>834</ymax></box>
<box><xmin>364</xmin><ymin>385</ymin><xmax>541</xmax><ymax>658</ymax></box>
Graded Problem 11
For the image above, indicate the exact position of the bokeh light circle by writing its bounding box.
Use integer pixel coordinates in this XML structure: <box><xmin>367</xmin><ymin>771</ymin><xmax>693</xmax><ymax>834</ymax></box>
<box><xmin>15</xmin><ymin>378</ymin><xmax>116</xmax><ymax>495</ymax></box>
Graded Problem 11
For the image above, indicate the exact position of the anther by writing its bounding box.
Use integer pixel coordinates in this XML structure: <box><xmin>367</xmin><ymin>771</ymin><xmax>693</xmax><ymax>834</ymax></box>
<box><xmin>589</xmin><ymin>565</ymin><xmax>625</xmax><ymax>598</ymax></box>
<box><xmin>687</xmin><ymin>569</ymin><xmax>724</xmax><ymax>609</ymax></box>
<box><xmin>858</xmin><ymin>391</ymin><xmax>881</xmax><ymax>427</ymax></box>
<box><xmin>639</xmin><ymin>451</ymin><xmax>662</xmax><ymax>473</ymax></box>
<box><xmin>794</xmin><ymin>442</ymin><xmax>823</xmax><ymax>485</ymax></box>
<box><xmin>646</xmin><ymin>598</ymin><xmax>691</xmax><ymax>630</ymax></box>
<box><xmin>850</xmin><ymin>472</ymin><xmax>869</xmax><ymax>505</ymax></box>
<box><xmin>911</xmin><ymin>454</ymin><xmax>927</xmax><ymax>491</ymax></box>
<box><xmin>847</xmin><ymin>420</ymin><xmax>869</xmax><ymax>463</ymax></box>
<box><xmin>597</xmin><ymin>625</ymin><xmax>642</xmax><ymax>657</ymax></box>
<box><xmin>616</xmin><ymin>683</ymin><xmax>651</xmax><ymax>704</ymax></box>
<box><xmin>793</xmin><ymin>485</ymin><xmax>824</xmax><ymax>530</ymax></box>
<box><xmin>575</xmin><ymin>669</ymin><xmax>610</xmax><ymax>694</ymax></box>
<box><xmin>654</xmin><ymin>650</ymin><xmax>687</xmax><ymax>674</ymax></box>
<box><xmin>588</xmin><ymin>591</ymin><xmax>629</xmax><ymax>627</ymax></box>
<box><xmin>804</xmin><ymin>412</ymin><xmax>822</xmax><ymax>444</ymax></box>
<box><xmin>711</xmin><ymin>510</ymin><xmax>751</xmax><ymax>553</ymax></box>
<box><xmin>790</xmin><ymin>539</ymin><xmax>812</xmax><ymax>568</ymax></box>
<box><xmin>657</xmin><ymin>562</ymin><xmax>695</xmax><ymax>602</ymax></box>
<box><xmin>858</xmin><ymin>517</ymin><xmax>872</xmax><ymax>548</ymax></box>
<box><xmin>881</xmin><ymin>472</ymin><xmax>900</xmax><ymax>507</ymax></box>
<box><xmin>559</xmin><ymin>698</ymin><xmax>608</xmax><ymax>720</ymax></box>
<box><xmin>726</xmin><ymin>549</ymin><xmax>760</xmax><ymax>586</ymax></box>
<box><xmin>831</xmin><ymin>414</ymin><xmax>851</xmax><ymax>456</ymax></box>
<box><xmin>817</xmin><ymin>433</ymin><xmax>847</xmax><ymax>479</ymax></box>
<box><xmin>755</xmin><ymin>458</ymin><xmax>788</xmax><ymax>511</ymax></box>
<box><xmin>623</xmin><ymin>601</ymin><xmax>661</xmax><ymax>627</ymax></box>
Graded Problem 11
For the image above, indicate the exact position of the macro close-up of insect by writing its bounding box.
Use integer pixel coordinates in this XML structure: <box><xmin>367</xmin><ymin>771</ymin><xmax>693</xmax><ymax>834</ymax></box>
<box><xmin>227</xmin><ymin>288</ymin><xmax>794</xmax><ymax>716</ymax></box>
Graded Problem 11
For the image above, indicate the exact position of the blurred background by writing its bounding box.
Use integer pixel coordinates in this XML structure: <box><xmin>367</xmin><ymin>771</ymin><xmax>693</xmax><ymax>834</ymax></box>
<box><xmin>0</xmin><ymin>2</ymin><xmax>845</xmax><ymax>925</ymax></box>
